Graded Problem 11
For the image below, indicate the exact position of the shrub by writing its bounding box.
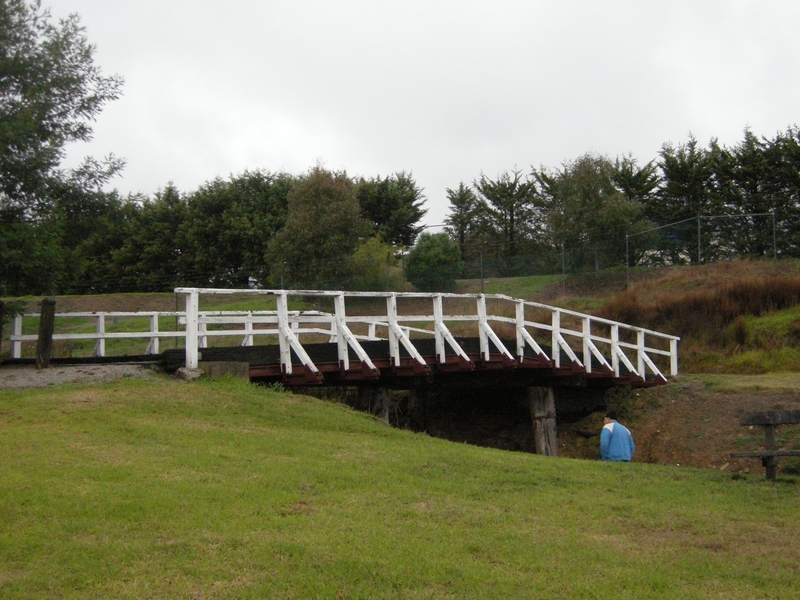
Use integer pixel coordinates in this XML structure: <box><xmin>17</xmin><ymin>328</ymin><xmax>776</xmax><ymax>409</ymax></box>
<box><xmin>405</xmin><ymin>233</ymin><xmax>462</xmax><ymax>292</ymax></box>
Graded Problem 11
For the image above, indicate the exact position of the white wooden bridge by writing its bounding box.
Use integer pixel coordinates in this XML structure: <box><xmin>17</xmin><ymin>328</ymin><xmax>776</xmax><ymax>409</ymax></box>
<box><xmin>9</xmin><ymin>288</ymin><xmax>680</xmax><ymax>387</ymax></box>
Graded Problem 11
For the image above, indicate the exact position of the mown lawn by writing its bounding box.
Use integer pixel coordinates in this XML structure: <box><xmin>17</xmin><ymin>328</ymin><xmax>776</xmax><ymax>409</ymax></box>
<box><xmin>1</xmin><ymin>376</ymin><xmax>799</xmax><ymax>599</ymax></box>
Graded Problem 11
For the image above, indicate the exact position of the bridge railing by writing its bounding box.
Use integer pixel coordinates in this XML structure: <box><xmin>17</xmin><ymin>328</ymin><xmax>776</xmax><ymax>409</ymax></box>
<box><xmin>8</xmin><ymin>290</ymin><xmax>679</xmax><ymax>382</ymax></box>
<box><xmin>8</xmin><ymin>310</ymin><xmax>292</xmax><ymax>358</ymax></box>
<box><xmin>175</xmin><ymin>288</ymin><xmax>680</xmax><ymax>382</ymax></box>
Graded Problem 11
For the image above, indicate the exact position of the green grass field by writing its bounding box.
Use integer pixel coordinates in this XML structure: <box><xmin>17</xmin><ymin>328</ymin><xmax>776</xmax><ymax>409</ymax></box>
<box><xmin>1</xmin><ymin>376</ymin><xmax>798</xmax><ymax>599</ymax></box>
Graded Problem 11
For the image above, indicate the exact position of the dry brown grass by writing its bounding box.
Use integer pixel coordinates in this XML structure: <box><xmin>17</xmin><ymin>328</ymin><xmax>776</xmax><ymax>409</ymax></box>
<box><xmin>596</xmin><ymin>260</ymin><xmax>800</xmax><ymax>344</ymax></box>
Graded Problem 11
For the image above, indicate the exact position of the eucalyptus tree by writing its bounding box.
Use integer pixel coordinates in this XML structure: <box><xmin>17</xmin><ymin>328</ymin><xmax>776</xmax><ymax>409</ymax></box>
<box><xmin>0</xmin><ymin>0</ymin><xmax>123</xmax><ymax>294</ymax></box>
<box><xmin>535</xmin><ymin>154</ymin><xmax>647</xmax><ymax>272</ymax></box>
<box><xmin>0</xmin><ymin>0</ymin><xmax>124</xmax><ymax>216</ymax></box>
<box><xmin>266</xmin><ymin>167</ymin><xmax>370</xmax><ymax>289</ymax></box>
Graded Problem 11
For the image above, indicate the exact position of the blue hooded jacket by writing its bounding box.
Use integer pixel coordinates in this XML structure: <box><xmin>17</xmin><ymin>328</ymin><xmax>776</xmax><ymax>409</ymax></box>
<box><xmin>600</xmin><ymin>421</ymin><xmax>635</xmax><ymax>461</ymax></box>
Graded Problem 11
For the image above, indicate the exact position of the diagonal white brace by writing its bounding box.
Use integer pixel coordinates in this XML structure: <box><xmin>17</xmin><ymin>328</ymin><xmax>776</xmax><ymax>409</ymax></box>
<box><xmin>335</xmin><ymin>294</ymin><xmax>379</xmax><ymax>374</ymax></box>
<box><xmin>477</xmin><ymin>296</ymin><xmax>515</xmax><ymax>362</ymax></box>
<box><xmin>433</xmin><ymin>295</ymin><xmax>471</xmax><ymax>364</ymax></box>
<box><xmin>614</xmin><ymin>345</ymin><xmax>638</xmax><ymax>377</ymax></box>
<box><xmin>586</xmin><ymin>339</ymin><xmax>612</xmax><ymax>371</ymax></box>
<box><xmin>386</xmin><ymin>294</ymin><xmax>428</xmax><ymax>367</ymax></box>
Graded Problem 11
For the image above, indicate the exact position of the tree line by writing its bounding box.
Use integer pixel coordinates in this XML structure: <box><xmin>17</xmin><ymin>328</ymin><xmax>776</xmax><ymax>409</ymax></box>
<box><xmin>0</xmin><ymin>165</ymin><xmax>426</xmax><ymax>295</ymax></box>
<box><xmin>3</xmin><ymin>1</ymin><xmax>800</xmax><ymax>297</ymax></box>
<box><xmin>442</xmin><ymin>128</ymin><xmax>800</xmax><ymax>284</ymax></box>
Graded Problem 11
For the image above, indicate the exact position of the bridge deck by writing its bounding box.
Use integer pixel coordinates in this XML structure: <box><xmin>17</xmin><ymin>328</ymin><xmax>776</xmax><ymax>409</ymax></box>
<box><xmin>163</xmin><ymin>336</ymin><xmax>653</xmax><ymax>389</ymax></box>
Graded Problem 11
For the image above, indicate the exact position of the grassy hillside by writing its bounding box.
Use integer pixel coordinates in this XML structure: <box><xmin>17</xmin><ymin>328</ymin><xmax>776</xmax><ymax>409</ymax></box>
<box><xmin>1</xmin><ymin>376</ymin><xmax>798</xmax><ymax>599</ymax></box>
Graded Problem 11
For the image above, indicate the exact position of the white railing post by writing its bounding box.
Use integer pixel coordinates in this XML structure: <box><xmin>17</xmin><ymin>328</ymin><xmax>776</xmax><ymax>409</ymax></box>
<box><xmin>276</xmin><ymin>293</ymin><xmax>292</xmax><ymax>374</ymax></box>
<box><xmin>477</xmin><ymin>295</ymin><xmax>490</xmax><ymax>361</ymax></box>
<box><xmin>94</xmin><ymin>314</ymin><xmax>106</xmax><ymax>357</ymax></box>
<box><xmin>334</xmin><ymin>293</ymin><xmax>349</xmax><ymax>370</ymax></box>
<box><xmin>242</xmin><ymin>312</ymin><xmax>254</xmax><ymax>347</ymax></box>
<box><xmin>12</xmin><ymin>315</ymin><xmax>22</xmax><ymax>358</ymax></box>
<box><xmin>386</xmin><ymin>294</ymin><xmax>401</xmax><ymax>366</ymax></box>
<box><xmin>611</xmin><ymin>325</ymin><xmax>620</xmax><ymax>377</ymax></box>
<box><xmin>515</xmin><ymin>301</ymin><xmax>525</xmax><ymax>359</ymax></box>
<box><xmin>582</xmin><ymin>316</ymin><xmax>591</xmax><ymax>374</ymax></box>
<box><xmin>146</xmin><ymin>313</ymin><xmax>159</xmax><ymax>354</ymax></box>
<box><xmin>433</xmin><ymin>295</ymin><xmax>445</xmax><ymax>363</ymax></box>
<box><xmin>551</xmin><ymin>310</ymin><xmax>561</xmax><ymax>369</ymax></box>
<box><xmin>185</xmin><ymin>290</ymin><xmax>199</xmax><ymax>369</ymax></box>
<box><xmin>637</xmin><ymin>330</ymin><xmax>646</xmax><ymax>381</ymax></box>
<box><xmin>199</xmin><ymin>321</ymin><xmax>208</xmax><ymax>349</ymax></box>
<box><xmin>670</xmin><ymin>338</ymin><xmax>679</xmax><ymax>376</ymax></box>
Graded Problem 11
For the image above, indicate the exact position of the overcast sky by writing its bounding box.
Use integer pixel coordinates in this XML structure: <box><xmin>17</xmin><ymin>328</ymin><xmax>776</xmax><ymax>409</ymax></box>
<box><xmin>48</xmin><ymin>0</ymin><xmax>800</xmax><ymax>227</ymax></box>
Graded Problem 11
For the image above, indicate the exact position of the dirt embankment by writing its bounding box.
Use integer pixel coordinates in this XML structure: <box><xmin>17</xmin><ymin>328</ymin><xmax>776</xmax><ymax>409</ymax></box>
<box><xmin>560</xmin><ymin>375</ymin><xmax>800</xmax><ymax>475</ymax></box>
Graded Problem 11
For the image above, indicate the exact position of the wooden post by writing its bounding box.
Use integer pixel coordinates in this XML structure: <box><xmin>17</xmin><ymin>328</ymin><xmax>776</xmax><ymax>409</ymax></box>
<box><xmin>408</xmin><ymin>388</ymin><xmax>428</xmax><ymax>431</ymax></box>
<box><xmin>0</xmin><ymin>301</ymin><xmax>4</xmax><ymax>363</ymax></box>
<box><xmin>378</xmin><ymin>388</ymin><xmax>390</xmax><ymax>425</ymax></box>
<box><xmin>764</xmin><ymin>424</ymin><xmax>777</xmax><ymax>482</ymax></box>
<box><xmin>528</xmin><ymin>386</ymin><xmax>558</xmax><ymax>456</ymax></box>
<box><xmin>359</xmin><ymin>387</ymin><xmax>390</xmax><ymax>425</ymax></box>
<box><xmin>36</xmin><ymin>298</ymin><xmax>56</xmax><ymax>369</ymax></box>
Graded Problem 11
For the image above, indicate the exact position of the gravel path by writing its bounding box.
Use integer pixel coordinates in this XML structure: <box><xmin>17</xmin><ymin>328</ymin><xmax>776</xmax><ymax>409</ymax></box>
<box><xmin>0</xmin><ymin>364</ymin><xmax>164</xmax><ymax>390</ymax></box>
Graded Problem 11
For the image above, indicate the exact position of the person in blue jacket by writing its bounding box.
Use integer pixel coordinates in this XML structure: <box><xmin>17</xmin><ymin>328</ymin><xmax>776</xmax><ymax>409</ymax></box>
<box><xmin>600</xmin><ymin>410</ymin><xmax>635</xmax><ymax>461</ymax></box>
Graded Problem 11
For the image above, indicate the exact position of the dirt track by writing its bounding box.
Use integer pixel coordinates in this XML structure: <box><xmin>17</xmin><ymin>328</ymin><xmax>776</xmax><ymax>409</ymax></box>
<box><xmin>0</xmin><ymin>364</ymin><xmax>163</xmax><ymax>390</ymax></box>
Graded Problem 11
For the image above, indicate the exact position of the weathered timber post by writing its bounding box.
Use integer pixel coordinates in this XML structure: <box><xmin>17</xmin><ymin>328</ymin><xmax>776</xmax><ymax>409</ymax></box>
<box><xmin>763</xmin><ymin>423</ymin><xmax>777</xmax><ymax>481</ymax></box>
<box><xmin>36</xmin><ymin>298</ymin><xmax>56</xmax><ymax>369</ymax></box>
<box><xmin>408</xmin><ymin>388</ymin><xmax>429</xmax><ymax>431</ymax></box>
<box><xmin>359</xmin><ymin>387</ymin><xmax>391</xmax><ymax>425</ymax></box>
<box><xmin>377</xmin><ymin>388</ymin><xmax>390</xmax><ymax>424</ymax></box>
<box><xmin>528</xmin><ymin>386</ymin><xmax>558</xmax><ymax>456</ymax></box>
<box><xmin>0</xmin><ymin>301</ymin><xmax>4</xmax><ymax>363</ymax></box>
